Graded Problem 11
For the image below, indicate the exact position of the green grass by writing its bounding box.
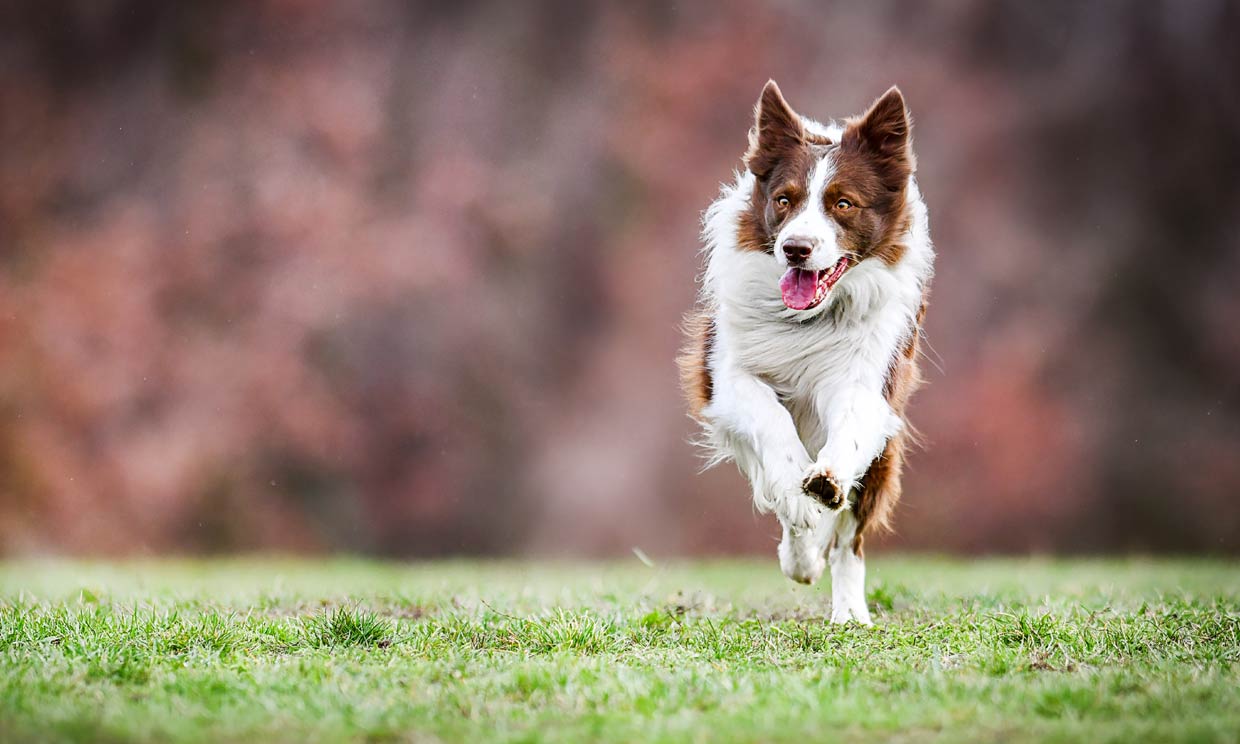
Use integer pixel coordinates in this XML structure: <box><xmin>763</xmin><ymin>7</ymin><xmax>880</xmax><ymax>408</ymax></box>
<box><xmin>1</xmin><ymin>558</ymin><xmax>1237</xmax><ymax>743</ymax></box>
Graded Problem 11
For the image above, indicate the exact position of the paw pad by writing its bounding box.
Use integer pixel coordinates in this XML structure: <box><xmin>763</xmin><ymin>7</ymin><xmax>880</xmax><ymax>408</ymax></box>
<box><xmin>802</xmin><ymin>470</ymin><xmax>845</xmax><ymax>510</ymax></box>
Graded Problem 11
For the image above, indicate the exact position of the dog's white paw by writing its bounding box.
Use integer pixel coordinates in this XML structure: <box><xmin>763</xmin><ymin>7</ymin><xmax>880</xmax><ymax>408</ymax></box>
<box><xmin>770</xmin><ymin>472</ymin><xmax>824</xmax><ymax>532</ymax></box>
<box><xmin>779</xmin><ymin>530</ymin><xmax>826</xmax><ymax>585</ymax></box>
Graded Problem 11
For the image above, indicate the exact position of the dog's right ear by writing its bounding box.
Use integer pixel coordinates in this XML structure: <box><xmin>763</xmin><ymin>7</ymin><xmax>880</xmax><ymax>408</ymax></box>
<box><xmin>744</xmin><ymin>80</ymin><xmax>804</xmax><ymax>180</ymax></box>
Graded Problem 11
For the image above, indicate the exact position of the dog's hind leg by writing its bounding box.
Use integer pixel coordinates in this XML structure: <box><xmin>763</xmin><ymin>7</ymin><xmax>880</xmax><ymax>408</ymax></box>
<box><xmin>828</xmin><ymin>508</ymin><xmax>872</xmax><ymax>625</ymax></box>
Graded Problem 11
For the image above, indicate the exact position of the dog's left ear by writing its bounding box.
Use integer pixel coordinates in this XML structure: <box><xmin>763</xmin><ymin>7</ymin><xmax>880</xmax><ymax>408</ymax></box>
<box><xmin>844</xmin><ymin>86</ymin><xmax>915</xmax><ymax>180</ymax></box>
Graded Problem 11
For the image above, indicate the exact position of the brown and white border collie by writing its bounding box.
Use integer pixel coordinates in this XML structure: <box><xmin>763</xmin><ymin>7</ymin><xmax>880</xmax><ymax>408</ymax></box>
<box><xmin>679</xmin><ymin>82</ymin><xmax>933</xmax><ymax>624</ymax></box>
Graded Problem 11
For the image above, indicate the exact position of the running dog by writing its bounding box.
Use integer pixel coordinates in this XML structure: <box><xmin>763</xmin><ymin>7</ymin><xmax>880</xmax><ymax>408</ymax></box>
<box><xmin>679</xmin><ymin>81</ymin><xmax>933</xmax><ymax>624</ymax></box>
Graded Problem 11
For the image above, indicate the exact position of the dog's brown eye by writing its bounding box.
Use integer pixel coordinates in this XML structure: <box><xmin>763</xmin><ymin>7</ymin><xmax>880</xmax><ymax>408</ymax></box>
<box><xmin>775</xmin><ymin>195</ymin><xmax>791</xmax><ymax>208</ymax></box>
<box><xmin>835</xmin><ymin>198</ymin><xmax>854</xmax><ymax>211</ymax></box>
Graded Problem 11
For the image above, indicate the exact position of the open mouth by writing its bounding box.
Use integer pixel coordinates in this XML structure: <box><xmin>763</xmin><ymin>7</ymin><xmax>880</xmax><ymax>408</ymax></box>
<box><xmin>779</xmin><ymin>257</ymin><xmax>849</xmax><ymax>311</ymax></box>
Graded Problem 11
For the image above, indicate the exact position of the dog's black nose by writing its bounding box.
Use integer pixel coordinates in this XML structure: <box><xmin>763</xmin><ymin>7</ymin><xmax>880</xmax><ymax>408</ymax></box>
<box><xmin>782</xmin><ymin>238</ymin><xmax>815</xmax><ymax>264</ymax></box>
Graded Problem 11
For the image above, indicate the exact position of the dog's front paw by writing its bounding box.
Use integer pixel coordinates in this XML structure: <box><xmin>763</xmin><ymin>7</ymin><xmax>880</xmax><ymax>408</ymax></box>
<box><xmin>779</xmin><ymin>538</ymin><xmax>826</xmax><ymax>585</ymax></box>
<box><xmin>778</xmin><ymin>492</ymin><xmax>822</xmax><ymax>532</ymax></box>
<box><xmin>801</xmin><ymin>466</ymin><xmax>846</xmax><ymax>510</ymax></box>
<box><xmin>779</xmin><ymin>524</ymin><xmax>827</xmax><ymax>585</ymax></box>
<box><xmin>767</xmin><ymin>471</ymin><xmax>823</xmax><ymax>531</ymax></box>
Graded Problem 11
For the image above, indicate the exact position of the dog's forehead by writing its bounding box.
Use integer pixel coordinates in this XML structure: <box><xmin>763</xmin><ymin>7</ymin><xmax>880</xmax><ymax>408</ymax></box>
<box><xmin>800</xmin><ymin>144</ymin><xmax>838</xmax><ymax>186</ymax></box>
<box><xmin>780</xmin><ymin>143</ymin><xmax>835</xmax><ymax>183</ymax></box>
<box><xmin>809</xmin><ymin>143</ymin><xmax>836</xmax><ymax>160</ymax></box>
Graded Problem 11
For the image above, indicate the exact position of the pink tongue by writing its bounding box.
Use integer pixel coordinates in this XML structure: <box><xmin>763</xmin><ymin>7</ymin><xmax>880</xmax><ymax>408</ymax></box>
<box><xmin>779</xmin><ymin>268</ymin><xmax>821</xmax><ymax>310</ymax></box>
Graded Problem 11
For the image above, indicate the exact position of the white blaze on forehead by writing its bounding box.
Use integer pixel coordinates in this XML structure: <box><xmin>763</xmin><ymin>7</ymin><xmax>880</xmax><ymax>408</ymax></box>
<box><xmin>776</xmin><ymin>149</ymin><xmax>839</xmax><ymax>268</ymax></box>
<box><xmin>806</xmin><ymin>148</ymin><xmax>837</xmax><ymax>203</ymax></box>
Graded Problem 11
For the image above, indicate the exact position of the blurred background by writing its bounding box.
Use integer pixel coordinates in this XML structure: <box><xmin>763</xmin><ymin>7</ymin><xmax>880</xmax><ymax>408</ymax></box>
<box><xmin>1</xmin><ymin>0</ymin><xmax>1237</xmax><ymax>558</ymax></box>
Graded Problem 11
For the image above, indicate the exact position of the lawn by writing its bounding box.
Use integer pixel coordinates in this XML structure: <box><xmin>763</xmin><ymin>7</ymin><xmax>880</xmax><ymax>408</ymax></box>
<box><xmin>1</xmin><ymin>557</ymin><xmax>1237</xmax><ymax>743</ymax></box>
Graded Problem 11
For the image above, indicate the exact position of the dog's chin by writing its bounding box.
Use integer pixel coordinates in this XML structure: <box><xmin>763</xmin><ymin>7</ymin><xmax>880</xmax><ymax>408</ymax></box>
<box><xmin>778</xmin><ymin>257</ymin><xmax>848</xmax><ymax>311</ymax></box>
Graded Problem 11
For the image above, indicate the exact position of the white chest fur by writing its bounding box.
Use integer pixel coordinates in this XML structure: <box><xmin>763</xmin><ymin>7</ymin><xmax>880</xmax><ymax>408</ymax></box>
<box><xmin>696</xmin><ymin>170</ymin><xmax>933</xmax><ymax>534</ymax></box>
<box><xmin>705</xmin><ymin>174</ymin><xmax>932</xmax><ymax>453</ymax></box>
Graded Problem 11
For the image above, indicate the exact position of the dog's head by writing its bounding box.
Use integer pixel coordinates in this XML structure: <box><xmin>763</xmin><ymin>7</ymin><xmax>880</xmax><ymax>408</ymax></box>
<box><xmin>738</xmin><ymin>81</ymin><xmax>915</xmax><ymax>311</ymax></box>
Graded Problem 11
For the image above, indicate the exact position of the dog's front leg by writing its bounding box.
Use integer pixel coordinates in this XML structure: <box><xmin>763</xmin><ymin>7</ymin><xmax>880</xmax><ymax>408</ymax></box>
<box><xmin>803</xmin><ymin>386</ymin><xmax>902</xmax><ymax>509</ymax></box>
<box><xmin>708</xmin><ymin>370</ymin><xmax>827</xmax><ymax>582</ymax></box>
<box><xmin>709</xmin><ymin>370</ymin><xmax>816</xmax><ymax>524</ymax></box>
<box><xmin>777</xmin><ymin>512</ymin><xmax>837</xmax><ymax>585</ymax></box>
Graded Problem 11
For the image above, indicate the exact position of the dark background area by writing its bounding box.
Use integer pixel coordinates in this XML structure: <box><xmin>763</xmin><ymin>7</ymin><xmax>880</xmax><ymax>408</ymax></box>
<box><xmin>1</xmin><ymin>0</ymin><xmax>1237</xmax><ymax>556</ymax></box>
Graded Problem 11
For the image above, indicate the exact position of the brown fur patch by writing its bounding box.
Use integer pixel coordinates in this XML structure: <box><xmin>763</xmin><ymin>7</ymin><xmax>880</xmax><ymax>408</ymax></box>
<box><xmin>744</xmin><ymin>81</ymin><xmax>806</xmax><ymax>180</ymax></box>
<box><xmin>736</xmin><ymin>181</ymin><xmax>775</xmax><ymax>254</ymax></box>
<box><xmin>827</xmin><ymin>87</ymin><xmax>914</xmax><ymax>268</ymax></box>
<box><xmin>851</xmin><ymin>297</ymin><xmax>929</xmax><ymax>553</ymax></box>
<box><xmin>677</xmin><ymin>311</ymin><xmax>716</xmax><ymax>419</ymax></box>
<box><xmin>737</xmin><ymin>81</ymin><xmax>831</xmax><ymax>254</ymax></box>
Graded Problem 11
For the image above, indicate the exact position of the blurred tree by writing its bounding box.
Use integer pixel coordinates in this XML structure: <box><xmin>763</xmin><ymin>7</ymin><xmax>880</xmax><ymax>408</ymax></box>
<box><xmin>0</xmin><ymin>0</ymin><xmax>1236</xmax><ymax>555</ymax></box>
